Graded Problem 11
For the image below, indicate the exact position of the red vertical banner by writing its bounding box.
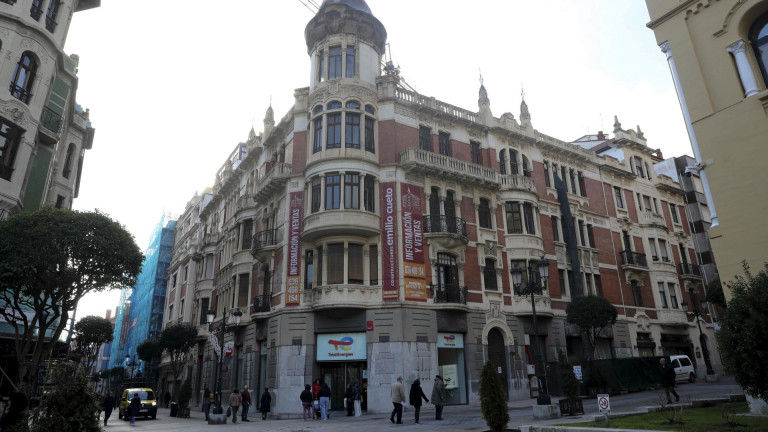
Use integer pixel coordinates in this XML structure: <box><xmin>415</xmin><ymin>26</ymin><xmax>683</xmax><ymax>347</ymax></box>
<box><xmin>381</xmin><ymin>182</ymin><xmax>399</xmax><ymax>301</ymax></box>
<box><xmin>285</xmin><ymin>191</ymin><xmax>303</xmax><ymax>306</ymax></box>
<box><xmin>401</xmin><ymin>184</ymin><xmax>426</xmax><ymax>301</ymax></box>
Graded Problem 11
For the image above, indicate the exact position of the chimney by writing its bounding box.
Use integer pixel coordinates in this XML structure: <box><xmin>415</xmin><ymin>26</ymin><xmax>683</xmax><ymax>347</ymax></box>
<box><xmin>105</xmin><ymin>309</ymin><xmax>112</xmax><ymax>320</ymax></box>
<box><xmin>656</xmin><ymin>148</ymin><xmax>663</xmax><ymax>159</ymax></box>
<box><xmin>597</xmin><ymin>131</ymin><xmax>605</xmax><ymax>140</ymax></box>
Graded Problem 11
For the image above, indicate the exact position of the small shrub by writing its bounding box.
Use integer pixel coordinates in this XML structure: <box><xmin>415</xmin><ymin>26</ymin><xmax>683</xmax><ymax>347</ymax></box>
<box><xmin>479</xmin><ymin>360</ymin><xmax>509</xmax><ymax>432</ymax></box>
<box><xmin>178</xmin><ymin>377</ymin><xmax>192</xmax><ymax>408</ymax></box>
<box><xmin>558</xmin><ymin>351</ymin><xmax>580</xmax><ymax>399</ymax></box>
<box><xmin>30</xmin><ymin>362</ymin><xmax>101</xmax><ymax>432</ymax></box>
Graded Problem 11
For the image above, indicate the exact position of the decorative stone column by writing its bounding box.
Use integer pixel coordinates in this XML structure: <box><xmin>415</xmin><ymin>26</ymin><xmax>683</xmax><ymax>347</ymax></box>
<box><xmin>727</xmin><ymin>39</ymin><xmax>759</xmax><ymax>97</ymax></box>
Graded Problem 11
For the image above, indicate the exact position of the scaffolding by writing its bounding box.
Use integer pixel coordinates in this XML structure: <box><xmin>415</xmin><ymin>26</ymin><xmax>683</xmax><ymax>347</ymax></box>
<box><xmin>108</xmin><ymin>215</ymin><xmax>176</xmax><ymax>377</ymax></box>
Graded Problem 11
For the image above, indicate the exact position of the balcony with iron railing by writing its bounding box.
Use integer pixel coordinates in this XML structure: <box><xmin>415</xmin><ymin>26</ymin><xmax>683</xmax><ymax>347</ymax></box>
<box><xmin>252</xmin><ymin>229</ymin><xmax>278</xmax><ymax>250</ymax></box>
<box><xmin>423</xmin><ymin>214</ymin><xmax>468</xmax><ymax>242</ymax></box>
<box><xmin>9</xmin><ymin>83</ymin><xmax>32</xmax><ymax>104</ymax></box>
<box><xmin>678</xmin><ymin>262</ymin><xmax>703</xmax><ymax>280</ymax></box>
<box><xmin>431</xmin><ymin>283</ymin><xmax>468</xmax><ymax>305</ymax></box>
<box><xmin>39</xmin><ymin>106</ymin><xmax>63</xmax><ymax>144</ymax></box>
<box><xmin>252</xmin><ymin>293</ymin><xmax>271</xmax><ymax>314</ymax></box>
<box><xmin>254</xmin><ymin>162</ymin><xmax>292</xmax><ymax>203</ymax></box>
<box><xmin>620</xmin><ymin>250</ymin><xmax>647</xmax><ymax>268</ymax></box>
<box><xmin>307</xmin><ymin>285</ymin><xmax>381</xmax><ymax>309</ymax></box>
<box><xmin>399</xmin><ymin>147</ymin><xmax>498</xmax><ymax>188</ymax></box>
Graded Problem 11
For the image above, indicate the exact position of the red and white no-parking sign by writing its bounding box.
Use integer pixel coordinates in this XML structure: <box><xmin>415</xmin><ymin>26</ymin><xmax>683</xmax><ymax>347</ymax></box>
<box><xmin>597</xmin><ymin>394</ymin><xmax>611</xmax><ymax>413</ymax></box>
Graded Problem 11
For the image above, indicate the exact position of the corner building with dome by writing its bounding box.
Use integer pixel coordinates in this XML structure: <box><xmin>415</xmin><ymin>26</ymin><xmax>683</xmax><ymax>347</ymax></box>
<box><xmin>160</xmin><ymin>0</ymin><xmax>722</xmax><ymax>415</ymax></box>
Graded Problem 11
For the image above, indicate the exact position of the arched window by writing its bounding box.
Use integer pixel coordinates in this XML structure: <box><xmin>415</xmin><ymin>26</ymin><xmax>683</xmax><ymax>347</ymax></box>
<box><xmin>499</xmin><ymin>149</ymin><xmax>507</xmax><ymax>174</ymax></box>
<box><xmin>62</xmin><ymin>143</ymin><xmax>75</xmax><ymax>179</ymax></box>
<box><xmin>751</xmin><ymin>13</ymin><xmax>768</xmax><ymax>85</ymax></box>
<box><xmin>10</xmin><ymin>51</ymin><xmax>37</xmax><ymax>104</ymax></box>
<box><xmin>509</xmin><ymin>150</ymin><xmax>519</xmax><ymax>175</ymax></box>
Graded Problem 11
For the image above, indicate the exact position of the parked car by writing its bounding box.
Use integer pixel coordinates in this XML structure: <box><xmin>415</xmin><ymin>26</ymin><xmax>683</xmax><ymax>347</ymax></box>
<box><xmin>669</xmin><ymin>355</ymin><xmax>696</xmax><ymax>383</ymax></box>
<box><xmin>118</xmin><ymin>388</ymin><xmax>157</xmax><ymax>420</ymax></box>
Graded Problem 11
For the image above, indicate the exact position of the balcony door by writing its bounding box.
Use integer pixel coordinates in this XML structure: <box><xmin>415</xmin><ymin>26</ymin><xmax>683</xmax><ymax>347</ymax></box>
<box><xmin>437</xmin><ymin>253</ymin><xmax>459</xmax><ymax>301</ymax></box>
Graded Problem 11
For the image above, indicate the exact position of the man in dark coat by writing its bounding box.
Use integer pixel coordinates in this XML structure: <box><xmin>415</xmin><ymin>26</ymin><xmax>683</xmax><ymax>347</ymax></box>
<box><xmin>344</xmin><ymin>383</ymin><xmax>355</xmax><ymax>416</ymax></box>
<box><xmin>659</xmin><ymin>357</ymin><xmax>680</xmax><ymax>403</ymax></box>
<box><xmin>129</xmin><ymin>392</ymin><xmax>141</xmax><ymax>426</ymax></box>
<box><xmin>102</xmin><ymin>394</ymin><xmax>116</xmax><ymax>425</ymax></box>
<box><xmin>241</xmin><ymin>385</ymin><xmax>251</xmax><ymax>421</ymax></box>
<box><xmin>259</xmin><ymin>387</ymin><xmax>272</xmax><ymax>420</ymax></box>
<box><xmin>164</xmin><ymin>391</ymin><xmax>171</xmax><ymax>408</ymax></box>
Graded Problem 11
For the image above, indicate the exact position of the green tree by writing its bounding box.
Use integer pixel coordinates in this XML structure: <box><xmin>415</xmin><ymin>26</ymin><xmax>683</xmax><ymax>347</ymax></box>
<box><xmin>717</xmin><ymin>261</ymin><xmax>768</xmax><ymax>402</ymax></box>
<box><xmin>30</xmin><ymin>362</ymin><xmax>101</xmax><ymax>432</ymax></box>
<box><xmin>159</xmin><ymin>323</ymin><xmax>198</xmax><ymax>401</ymax></box>
<box><xmin>137</xmin><ymin>339</ymin><xmax>163</xmax><ymax>382</ymax></box>
<box><xmin>479</xmin><ymin>360</ymin><xmax>509</xmax><ymax>432</ymax></box>
<box><xmin>0</xmin><ymin>208</ymin><xmax>143</xmax><ymax>394</ymax></box>
<box><xmin>566</xmin><ymin>295</ymin><xmax>618</xmax><ymax>359</ymax></box>
<box><xmin>72</xmin><ymin>315</ymin><xmax>114</xmax><ymax>373</ymax></box>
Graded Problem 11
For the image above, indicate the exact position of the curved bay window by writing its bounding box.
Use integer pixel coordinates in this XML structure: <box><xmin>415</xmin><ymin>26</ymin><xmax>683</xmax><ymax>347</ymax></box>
<box><xmin>751</xmin><ymin>13</ymin><xmax>768</xmax><ymax>85</ymax></box>
<box><xmin>307</xmin><ymin>241</ymin><xmax>378</xmax><ymax>287</ymax></box>
<box><xmin>315</xmin><ymin>43</ymin><xmax>357</xmax><ymax>83</ymax></box>
<box><xmin>311</xmin><ymin>101</ymin><xmax>376</xmax><ymax>154</ymax></box>
<box><xmin>310</xmin><ymin>172</ymin><xmax>376</xmax><ymax>214</ymax></box>
<box><xmin>10</xmin><ymin>52</ymin><xmax>37</xmax><ymax>104</ymax></box>
<box><xmin>505</xmin><ymin>201</ymin><xmax>536</xmax><ymax>235</ymax></box>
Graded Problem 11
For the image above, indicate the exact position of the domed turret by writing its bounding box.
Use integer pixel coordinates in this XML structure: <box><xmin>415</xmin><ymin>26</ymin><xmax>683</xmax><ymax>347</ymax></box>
<box><xmin>319</xmin><ymin>0</ymin><xmax>372</xmax><ymax>15</ymax></box>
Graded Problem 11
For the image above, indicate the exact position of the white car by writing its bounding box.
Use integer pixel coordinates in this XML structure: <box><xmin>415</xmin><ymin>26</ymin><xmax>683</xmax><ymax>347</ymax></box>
<box><xmin>669</xmin><ymin>355</ymin><xmax>696</xmax><ymax>383</ymax></box>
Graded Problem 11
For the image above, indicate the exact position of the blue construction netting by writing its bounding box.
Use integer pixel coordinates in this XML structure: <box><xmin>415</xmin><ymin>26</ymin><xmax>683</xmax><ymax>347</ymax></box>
<box><xmin>108</xmin><ymin>215</ymin><xmax>176</xmax><ymax>375</ymax></box>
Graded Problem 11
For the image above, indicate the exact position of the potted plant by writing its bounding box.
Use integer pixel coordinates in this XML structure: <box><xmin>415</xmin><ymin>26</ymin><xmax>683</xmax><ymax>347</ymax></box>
<box><xmin>479</xmin><ymin>360</ymin><xmax>510</xmax><ymax>432</ymax></box>
<box><xmin>557</xmin><ymin>351</ymin><xmax>584</xmax><ymax>415</ymax></box>
<box><xmin>177</xmin><ymin>378</ymin><xmax>192</xmax><ymax>418</ymax></box>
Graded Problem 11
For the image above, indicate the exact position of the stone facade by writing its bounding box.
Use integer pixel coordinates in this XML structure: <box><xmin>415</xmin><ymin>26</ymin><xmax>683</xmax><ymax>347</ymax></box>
<box><xmin>161</xmin><ymin>0</ymin><xmax>721</xmax><ymax>416</ymax></box>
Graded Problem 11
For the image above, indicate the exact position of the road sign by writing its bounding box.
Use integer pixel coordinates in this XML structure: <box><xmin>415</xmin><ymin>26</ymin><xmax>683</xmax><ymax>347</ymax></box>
<box><xmin>597</xmin><ymin>394</ymin><xmax>610</xmax><ymax>413</ymax></box>
<box><xmin>573</xmin><ymin>365</ymin><xmax>582</xmax><ymax>381</ymax></box>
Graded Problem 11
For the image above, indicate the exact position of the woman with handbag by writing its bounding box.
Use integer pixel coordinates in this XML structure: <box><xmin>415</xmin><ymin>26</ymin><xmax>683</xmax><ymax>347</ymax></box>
<box><xmin>227</xmin><ymin>388</ymin><xmax>241</xmax><ymax>423</ymax></box>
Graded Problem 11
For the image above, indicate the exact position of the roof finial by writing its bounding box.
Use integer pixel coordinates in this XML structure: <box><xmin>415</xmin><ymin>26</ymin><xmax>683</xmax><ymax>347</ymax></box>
<box><xmin>479</xmin><ymin>68</ymin><xmax>484</xmax><ymax>87</ymax></box>
<box><xmin>521</xmin><ymin>83</ymin><xmax>525</xmax><ymax>101</ymax></box>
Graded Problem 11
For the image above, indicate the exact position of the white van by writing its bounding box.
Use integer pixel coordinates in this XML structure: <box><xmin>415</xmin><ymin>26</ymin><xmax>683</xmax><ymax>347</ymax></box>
<box><xmin>669</xmin><ymin>355</ymin><xmax>696</xmax><ymax>383</ymax></box>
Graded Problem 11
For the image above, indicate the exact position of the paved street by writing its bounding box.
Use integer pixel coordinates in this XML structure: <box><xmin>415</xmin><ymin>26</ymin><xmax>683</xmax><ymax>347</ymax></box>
<box><xmin>100</xmin><ymin>377</ymin><xmax>745</xmax><ymax>431</ymax></box>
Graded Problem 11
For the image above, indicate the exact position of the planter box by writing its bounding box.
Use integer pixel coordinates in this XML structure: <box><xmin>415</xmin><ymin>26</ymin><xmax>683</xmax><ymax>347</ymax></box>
<box><xmin>559</xmin><ymin>398</ymin><xmax>584</xmax><ymax>416</ymax></box>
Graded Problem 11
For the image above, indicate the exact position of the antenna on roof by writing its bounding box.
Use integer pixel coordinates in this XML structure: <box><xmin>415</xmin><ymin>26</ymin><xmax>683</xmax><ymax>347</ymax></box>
<box><xmin>297</xmin><ymin>0</ymin><xmax>319</xmax><ymax>14</ymax></box>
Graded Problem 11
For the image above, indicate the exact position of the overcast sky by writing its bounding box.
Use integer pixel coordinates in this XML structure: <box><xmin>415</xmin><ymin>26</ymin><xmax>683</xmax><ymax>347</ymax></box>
<box><xmin>69</xmin><ymin>0</ymin><xmax>689</xmax><ymax>324</ymax></box>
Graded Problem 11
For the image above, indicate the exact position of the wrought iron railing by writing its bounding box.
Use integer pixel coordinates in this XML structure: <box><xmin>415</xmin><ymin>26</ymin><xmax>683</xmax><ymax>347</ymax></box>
<box><xmin>432</xmin><ymin>284</ymin><xmax>468</xmax><ymax>304</ymax></box>
<box><xmin>41</xmin><ymin>106</ymin><xmax>63</xmax><ymax>134</ymax></box>
<box><xmin>252</xmin><ymin>229</ymin><xmax>278</xmax><ymax>250</ymax></box>
<box><xmin>252</xmin><ymin>293</ymin><xmax>270</xmax><ymax>313</ymax></box>
<box><xmin>29</xmin><ymin>4</ymin><xmax>42</xmax><ymax>20</ymax></box>
<box><xmin>620</xmin><ymin>250</ymin><xmax>648</xmax><ymax>268</ymax></box>
<box><xmin>678</xmin><ymin>263</ymin><xmax>702</xmax><ymax>277</ymax></box>
<box><xmin>422</xmin><ymin>214</ymin><xmax>467</xmax><ymax>238</ymax></box>
<box><xmin>9</xmin><ymin>83</ymin><xmax>32</xmax><ymax>104</ymax></box>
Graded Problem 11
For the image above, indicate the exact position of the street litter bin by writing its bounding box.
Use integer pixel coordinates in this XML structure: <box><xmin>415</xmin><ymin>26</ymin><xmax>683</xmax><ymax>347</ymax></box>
<box><xmin>170</xmin><ymin>402</ymin><xmax>178</xmax><ymax>417</ymax></box>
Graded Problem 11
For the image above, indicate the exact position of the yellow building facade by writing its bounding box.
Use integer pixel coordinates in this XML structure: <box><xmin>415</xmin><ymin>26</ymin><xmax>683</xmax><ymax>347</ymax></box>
<box><xmin>645</xmin><ymin>0</ymin><xmax>768</xmax><ymax>299</ymax></box>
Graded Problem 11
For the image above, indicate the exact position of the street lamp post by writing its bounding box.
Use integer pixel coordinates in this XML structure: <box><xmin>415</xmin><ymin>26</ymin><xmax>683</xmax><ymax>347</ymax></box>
<box><xmin>207</xmin><ymin>307</ymin><xmax>242</xmax><ymax>414</ymax></box>
<box><xmin>681</xmin><ymin>291</ymin><xmax>715</xmax><ymax>377</ymax></box>
<box><xmin>510</xmin><ymin>256</ymin><xmax>551</xmax><ymax>405</ymax></box>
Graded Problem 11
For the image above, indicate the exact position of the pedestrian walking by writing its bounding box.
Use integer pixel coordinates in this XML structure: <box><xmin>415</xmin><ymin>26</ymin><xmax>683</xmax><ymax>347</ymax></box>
<box><xmin>318</xmin><ymin>382</ymin><xmax>332</xmax><ymax>420</ymax></box>
<box><xmin>228</xmin><ymin>388</ymin><xmax>242</xmax><ymax>423</ymax></box>
<box><xmin>164</xmin><ymin>391</ymin><xmax>171</xmax><ymax>408</ymax></box>
<box><xmin>241</xmin><ymin>385</ymin><xmax>251</xmax><ymax>421</ymax></box>
<box><xmin>129</xmin><ymin>392</ymin><xmax>141</xmax><ymax>426</ymax></box>
<box><xmin>431</xmin><ymin>375</ymin><xmax>447</xmax><ymax>420</ymax></box>
<box><xmin>102</xmin><ymin>393</ymin><xmax>116</xmax><ymax>426</ymax></box>
<box><xmin>390</xmin><ymin>376</ymin><xmax>406</xmax><ymax>424</ymax></box>
<box><xmin>353</xmin><ymin>381</ymin><xmax>363</xmax><ymax>416</ymax></box>
<box><xmin>312</xmin><ymin>378</ymin><xmax>322</xmax><ymax>420</ymax></box>
<box><xmin>202</xmin><ymin>386</ymin><xmax>211</xmax><ymax>421</ymax></box>
<box><xmin>260</xmin><ymin>387</ymin><xmax>272</xmax><ymax>420</ymax></box>
<box><xmin>409</xmin><ymin>379</ymin><xmax>429</xmax><ymax>424</ymax></box>
<box><xmin>300</xmin><ymin>384</ymin><xmax>313</xmax><ymax>420</ymax></box>
<box><xmin>344</xmin><ymin>383</ymin><xmax>355</xmax><ymax>416</ymax></box>
<box><xmin>659</xmin><ymin>357</ymin><xmax>680</xmax><ymax>403</ymax></box>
